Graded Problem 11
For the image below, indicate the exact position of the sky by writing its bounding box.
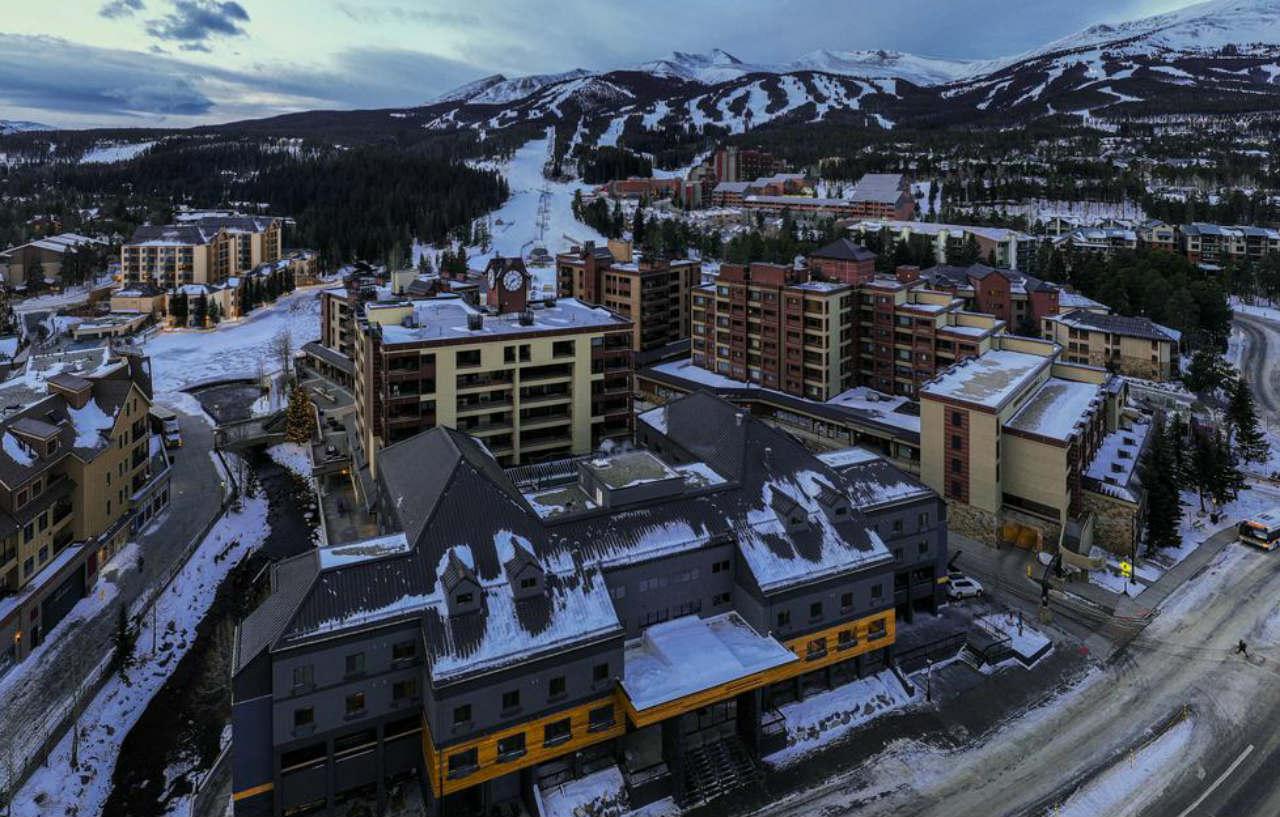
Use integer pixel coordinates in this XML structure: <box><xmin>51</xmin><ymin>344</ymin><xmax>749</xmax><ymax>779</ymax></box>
<box><xmin>0</xmin><ymin>0</ymin><xmax>1205</xmax><ymax>130</ymax></box>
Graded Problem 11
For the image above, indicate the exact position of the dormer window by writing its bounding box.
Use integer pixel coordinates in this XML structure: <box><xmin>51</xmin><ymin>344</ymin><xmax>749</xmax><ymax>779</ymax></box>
<box><xmin>455</xmin><ymin>592</ymin><xmax>473</xmax><ymax>605</ymax></box>
<box><xmin>520</xmin><ymin>577</ymin><xmax>537</xmax><ymax>590</ymax></box>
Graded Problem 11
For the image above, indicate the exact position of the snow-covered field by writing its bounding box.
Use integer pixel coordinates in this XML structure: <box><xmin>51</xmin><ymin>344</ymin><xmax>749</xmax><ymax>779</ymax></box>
<box><xmin>1171</xmin><ymin>483</ymin><xmax>1280</xmax><ymax>567</ymax></box>
<box><xmin>80</xmin><ymin>141</ymin><xmax>155</xmax><ymax>164</ymax></box>
<box><xmin>12</xmin><ymin>491</ymin><xmax>269</xmax><ymax>817</ymax></box>
<box><xmin>141</xmin><ymin>286</ymin><xmax>322</xmax><ymax>397</ymax></box>
<box><xmin>11</xmin><ymin>274</ymin><xmax>115</xmax><ymax>314</ymax></box>
<box><xmin>766</xmin><ymin>669</ymin><xmax>917</xmax><ymax>765</ymax></box>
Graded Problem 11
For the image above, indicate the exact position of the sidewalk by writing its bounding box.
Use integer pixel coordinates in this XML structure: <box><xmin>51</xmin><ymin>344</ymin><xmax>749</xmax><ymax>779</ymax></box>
<box><xmin>0</xmin><ymin>406</ymin><xmax>224</xmax><ymax>787</ymax></box>
<box><xmin>1113</xmin><ymin>523</ymin><xmax>1238</xmax><ymax>618</ymax></box>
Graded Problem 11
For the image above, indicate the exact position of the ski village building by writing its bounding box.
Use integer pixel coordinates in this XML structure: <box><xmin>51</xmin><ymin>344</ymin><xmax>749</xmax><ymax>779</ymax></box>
<box><xmin>0</xmin><ymin>348</ymin><xmax>170</xmax><ymax>666</ymax></box>
<box><xmin>121</xmin><ymin>214</ymin><xmax>284</xmax><ymax>289</ymax></box>
<box><xmin>230</xmin><ymin>390</ymin><xmax>947</xmax><ymax>816</ymax></box>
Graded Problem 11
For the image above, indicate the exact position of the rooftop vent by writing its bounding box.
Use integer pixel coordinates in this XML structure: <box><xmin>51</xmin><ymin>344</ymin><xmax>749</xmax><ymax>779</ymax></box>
<box><xmin>467</xmin><ymin>313</ymin><xmax>483</xmax><ymax>331</ymax></box>
<box><xmin>518</xmin><ymin>309</ymin><xmax>535</xmax><ymax>326</ymax></box>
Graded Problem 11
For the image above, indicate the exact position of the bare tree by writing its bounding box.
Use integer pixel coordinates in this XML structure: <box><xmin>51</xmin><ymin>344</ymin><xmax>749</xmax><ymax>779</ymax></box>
<box><xmin>270</xmin><ymin>327</ymin><xmax>294</xmax><ymax>383</ymax></box>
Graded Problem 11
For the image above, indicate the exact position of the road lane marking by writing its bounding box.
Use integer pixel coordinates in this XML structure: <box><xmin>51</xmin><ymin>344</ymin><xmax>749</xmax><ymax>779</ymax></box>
<box><xmin>1175</xmin><ymin>743</ymin><xmax>1254</xmax><ymax>817</ymax></box>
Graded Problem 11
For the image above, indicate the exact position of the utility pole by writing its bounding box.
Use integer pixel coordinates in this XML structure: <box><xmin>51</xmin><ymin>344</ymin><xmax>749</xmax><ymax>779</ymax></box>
<box><xmin>926</xmin><ymin>657</ymin><xmax>933</xmax><ymax>703</ymax></box>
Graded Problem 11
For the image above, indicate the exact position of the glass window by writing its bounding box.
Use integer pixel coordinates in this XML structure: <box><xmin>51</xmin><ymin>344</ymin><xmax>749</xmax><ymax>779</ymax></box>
<box><xmin>344</xmin><ymin>692</ymin><xmax>365</xmax><ymax>716</ymax></box>
<box><xmin>593</xmin><ymin>663</ymin><xmax>609</xmax><ymax>682</ymax></box>
<box><xmin>501</xmin><ymin>690</ymin><xmax>520</xmax><ymax>711</ymax></box>
<box><xmin>452</xmin><ymin>704</ymin><xmax>471</xmax><ymax>725</ymax></box>
<box><xmin>344</xmin><ymin>652</ymin><xmax>365</xmax><ymax>676</ymax></box>
<box><xmin>549</xmin><ymin>676</ymin><xmax>566</xmax><ymax>699</ymax></box>
<box><xmin>497</xmin><ymin>733</ymin><xmax>526</xmax><ymax>761</ymax></box>
<box><xmin>392</xmin><ymin>640</ymin><xmax>415</xmax><ymax>662</ymax></box>
<box><xmin>293</xmin><ymin>708</ymin><xmax>314</xmax><ymax>728</ymax></box>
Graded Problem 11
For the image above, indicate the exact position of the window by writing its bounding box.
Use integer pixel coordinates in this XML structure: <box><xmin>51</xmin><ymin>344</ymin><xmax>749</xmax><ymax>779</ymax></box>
<box><xmin>293</xmin><ymin>707</ymin><xmax>314</xmax><ymax>729</ymax></box>
<box><xmin>501</xmin><ymin>690</ymin><xmax>520</xmax><ymax>711</ymax></box>
<box><xmin>392</xmin><ymin>678</ymin><xmax>417</xmax><ymax>701</ymax></box>
<box><xmin>291</xmin><ymin>665</ymin><xmax>314</xmax><ymax>689</ymax></box>
<box><xmin>868</xmin><ymin>618</ymin><xmax>888</xmax><ymax>641</ymax></box>
<box><xmin>806</xmin><ymin>638</ymin><xmax>827</xmax><ymax>660</ymax></box>
<box><xmin>549</xmin><ymin>675</ymin><xmax>566</xmax><ymax>699</ymax></box>
<box><xmin>776</xmin><ymin>610</ymin><xmax>790</xmax><ymax>628</ymax></box>
<box><xmin>951</xmin><ymin>411</ymin><xmax>963</xmax><ymax>426</ymax></box>
<box><xmin>809</xmin><ymin>601</ymin><xmax>823</xmax><ymax>620</ymax></box>
<box><xmin>588</xmin><ymin>705</ymin><xmax>615</xmax><ymax>732</ymax></box>
<box><xmin>455</xmin><ymin>591</ymin><xmax>474</xmax><ymax>605</ymax></box>
<box><xmin>950</xmin><ymin>458</ymin><xmax>962</xmax><ymax>475</ymax></box>
<box><xmin>892</xmin><ymin>519</ymin><xmax>903</xmax><ymax>533</ymax></box>
<box><xmin>918</xmin><ymin>540</ymin><xmax>929</xmax><ymax>556</ymax></box>
<box><xmin>452</xmin><ymin>704</ymin><xmax>471</xmax><ymax>725</ymax></box>
<box><xmin>840</xmin><ymin>592</ymin><xmax>853</xmax><ymax>611</ymax></box>
<box><xmin>837</xmin><ymin>629</ymin><xmax>857</xmax><ymax>650</ymax></box>
<box><xmin>392</xmin><ymin>640</ymin><xmax>415</xmax><ymax>662</ymax></box>
<box><xmin>712</xmin><ymin>592</ymin><xmax>731</xmax><ymax>606</ymax></box>
<box><xmin>871</xmin><ymin>584</ymin><xmax>883</xmax><ymax>600</ymax></box>
<box><xmin>711</xmin><ymin>559</ymin><xmax>731</xmax><ymax>573</ymax></box>
<box><xmin>917</xmin><ymin>512</ymin><xmax>930</xmax><ymax>528</ymax></box>
<box><xmin>344</xmin><ymin>692</ymin><xmax>365</xmax><ymax>716</ymax></box>
<box><xmin>893</xmin><ymin>547</ymin><xmax>903</xmax><ymax>562</ymax></box>
<box><xmin>456</xmin><ymin>349</ymin><xmax>481</xmax><ymax>368</ymax></box>
<box><xmin>544</xmin><ymin>718</ymin><xmax>572</xmax><ymax>747</ymax></box>
<box><xmin>950</xmin><ymin>434</ymin><xmax>962</xmax><ymax>450</ymax></box>
<box><xmin>519</xmin><ymin>576</ymin><xmax>537</xmax><ymax>590</ymax></box>
<box><xmin>593</xmin><ymin>662</ymin><xmax>609</xmax><ymax>683</ymax></box>
<box><xmin>447</xmin><ymin>748</ymin><xmax>479</xmax><ymax>779</ymax></box>
<box><xmin>344</xmin><ymin>653</ymin><xmax>365</xmax><ymax>677</ymax></box>
<box><xmin>495</xmin><ymin>732</ymin><xmax>526</xmax><ymax>761</ymax></box>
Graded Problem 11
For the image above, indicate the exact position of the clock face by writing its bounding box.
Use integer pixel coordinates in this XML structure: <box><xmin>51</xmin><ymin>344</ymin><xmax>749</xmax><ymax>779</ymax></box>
<box><xmin>487</xmin><ymin>270</ymin><xmax>497</xmax><ymax>290</ymax></box>
<box><xmin>503</xmin><ymin>270</ymin><xmax>524</xmax><ymax>292</ymax></box>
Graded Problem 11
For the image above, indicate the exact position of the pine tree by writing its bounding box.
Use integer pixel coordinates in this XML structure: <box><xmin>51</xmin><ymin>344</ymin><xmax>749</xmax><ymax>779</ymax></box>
<box><xmin>110</xmin><ymin>603</ymin><xmax>136</xmax><ymax>678</ymax></box>
<box><xmin>1211</xmin><ymin>429</ymin><xmax>1247</xmax><ymax>509</ymax></box>
<box><xmin>632</xmin><ymin>206</ymin><xmax>646</xmax><ymax>246</ymax></box>
<box><xmin>1141</xmin><ymin>419</ymin><xmax>1183</xmax><ymax>554</ymax></box>
<box><xmin>1190</xmin><ymin>430</ymin><xmax>1218</xmax><ymax>513</ymax></box>
<box><xmin>1227</xmin><ymin>375</ymin><xmax>1269</xmax><ymax>464</ymax></box>
<box><xmin>1182</xmin><ymin>349</ymin><xmax>1231</xmax><ymax>395</ymax></box>
<box><xmin>284</xmin><ymin>385</ymin><xmax>317</xmax><ymax>444</ymax></box>
<box><xmin>1166</xmin><ymin>413</ymin><xmax>1189</xmax><ymax>488</ymax></box>
<box><xmin>207</xmin><ymin>298</ymin><xmax>221</xmax><ymax>325</ymax></box>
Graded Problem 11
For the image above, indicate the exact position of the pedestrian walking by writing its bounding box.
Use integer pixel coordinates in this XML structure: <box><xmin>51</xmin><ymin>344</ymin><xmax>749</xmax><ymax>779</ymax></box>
<box><xmin>1237</xmin><ymin>638</ymin><xmax>1249</xmax><ymax>657</ymax></box>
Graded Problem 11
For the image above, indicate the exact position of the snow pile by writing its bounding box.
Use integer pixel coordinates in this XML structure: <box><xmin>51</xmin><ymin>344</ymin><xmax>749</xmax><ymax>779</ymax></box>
<box><xmin>68</xmin><ymin>398</ymin><xmax>115</xmax><ymax>448</ymax></box>
<box><xmin>13</xmin><ymin>490</ymin><xmax>269</xmax><ymax>817</ymax></box>
<box><xmin>539</xmin><ymin>764</ymin><xmax>628</xmax><ymax>817</ymax></box>
<box><xmin>974</xmin><ymin>612</ymin><xmax>1052</xmax><ymax>665</ymax></box>
<box><xmin>766</xmin><ymin>669</ymin><xmax>917</xmax><ymax>765</ymax></box>
<box><xmin>1056</xmin><ymin>717</ymin><xmax>1195</xmax><ymax>817</ymax></box>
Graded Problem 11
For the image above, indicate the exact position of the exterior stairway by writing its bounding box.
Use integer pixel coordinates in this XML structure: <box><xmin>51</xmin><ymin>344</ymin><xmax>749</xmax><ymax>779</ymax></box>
<box><xmin>677</xmin><ymin>735</ymin><xmax>765</xmax><ymax>809</ymax></box>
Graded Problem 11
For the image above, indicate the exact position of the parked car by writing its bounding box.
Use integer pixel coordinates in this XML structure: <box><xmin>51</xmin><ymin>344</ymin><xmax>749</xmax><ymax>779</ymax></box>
<box><xmin>947</xmin><ymin>575</ymin><xmax>984</xmax><ymax>600</ymax></box>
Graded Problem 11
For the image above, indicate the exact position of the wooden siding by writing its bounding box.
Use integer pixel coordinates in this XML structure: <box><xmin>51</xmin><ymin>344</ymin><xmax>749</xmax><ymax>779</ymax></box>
<box><xmin>422</xmin><ymin>695</ymin><xmax>624</xmax><ymax>796</ymax></box>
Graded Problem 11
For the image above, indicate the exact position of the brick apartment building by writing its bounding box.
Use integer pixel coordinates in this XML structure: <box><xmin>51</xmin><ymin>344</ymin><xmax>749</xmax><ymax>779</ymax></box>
<box><xmin>554</xmin><ymin>241</ymin><xmax>700</xmax><ymax>353</ymax></box>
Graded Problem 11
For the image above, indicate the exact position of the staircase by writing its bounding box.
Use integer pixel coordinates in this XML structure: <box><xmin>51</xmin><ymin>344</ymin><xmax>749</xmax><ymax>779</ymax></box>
<box><xmin>677</xmin><ymin>735</ymin><xmax>765</xmax><ymax>810</ymax></box>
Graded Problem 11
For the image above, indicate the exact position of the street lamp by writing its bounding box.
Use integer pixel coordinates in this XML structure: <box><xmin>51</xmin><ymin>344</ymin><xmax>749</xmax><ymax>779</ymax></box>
<box><xmin>926</xmin><ymin>656</ymin><xmax>933</xmax><ymax>703</ymax></box>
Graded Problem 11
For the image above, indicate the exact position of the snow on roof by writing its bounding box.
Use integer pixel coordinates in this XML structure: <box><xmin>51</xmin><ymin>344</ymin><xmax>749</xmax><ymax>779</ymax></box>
<box><xmin>2</xmin><ymin>432</ymin><xmax>34</xmax><ymax>466</ymax></box>
<box><xmin>317</xmin><ymin>532</ymin><xmax>410</xmax><ymax>569</ymax></box>
<box><xmin>377</xmin><ymin>297</ymin><xmax>626</xmax><ymax>344</ymax></box>
<box><xmin>1084</xmin><ymin>419</ymin><xmax>1150</xmax><ymax>502</ymax></box>
<box><xmin>827</xmin><ymin>387</ymin><xmax>922</xmax><ymax>433</ymax></box>
<box><xmin>637</xmin><ymin>405</ymin><xmax>668</xmax><ymax>434</ymax></box>
<box><xmin>920</xmin><ymin>349</ymin><xmax>1049</xmax><ymax>409</ymax></box>
<box><xmin>622</xmin><ymin>612</ymin><xmax>796</xmax><ymax>711</ymax></box>
<box><xmin>848</xmin><ymin>173</ymin><xmax>906</xmax><ymax>204</ymax></box>
<box><xmin>68</xmin><ymin>397</ymin><xmax>115</xmax><ymax>449</ymax></box>
<box><xmin>851</xmin><ymin>218</ymin><xmax>1030</xmax><ymax>242</ymax></box>
<box><xmin>816</xmin><ymin>447</ymin><xmax>881</xmax><ymax>469</ymax></box>
<box><xmin>1005</xmin><ymin>378</ymin><xmax>1103</xmax><ymax>442</ymax></box>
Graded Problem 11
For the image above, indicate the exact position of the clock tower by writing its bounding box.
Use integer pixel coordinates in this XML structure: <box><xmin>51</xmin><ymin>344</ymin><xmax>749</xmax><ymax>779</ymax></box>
<box><xmin>484</xmin><ymin>257</ymin><xmax>531</xmax><ymax>314</ymax></box>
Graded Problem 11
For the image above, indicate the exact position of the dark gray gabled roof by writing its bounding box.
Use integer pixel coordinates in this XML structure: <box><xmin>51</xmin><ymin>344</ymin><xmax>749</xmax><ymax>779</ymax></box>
<box><xmin>811</xmin><ymin>237</ymin><xmax>876</xmax><ymax>263</ymax></box>
<box><xmin>1058</xmin><ymin>309</ymin><xmax>1180</xmax><ymax>342</ymax></box>
<box><xmin>234</xmin><ymin>551</ymin><xmax>320</xmax><ymax>672</ymax></box>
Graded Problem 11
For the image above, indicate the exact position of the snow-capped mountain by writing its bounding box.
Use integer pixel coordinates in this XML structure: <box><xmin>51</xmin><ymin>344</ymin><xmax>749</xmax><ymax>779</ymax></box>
<box><xmin>435</xmin><ymin>69</ymin><xmax>593</xmax><ymax>106</ymax></box>
<box><xmin>785</xmin><ymin>49</ymin><xmax>979</xmax><ymax>86</ymax></box>
<box><xmin>0</xmin><ymin>120</ymin><xmax>52</xmax><ymax>135</ymax></box>
<box><xmin>635</xmin><ymin>50</ymin><xmax>757</xmax><ymax>84</ymax></box>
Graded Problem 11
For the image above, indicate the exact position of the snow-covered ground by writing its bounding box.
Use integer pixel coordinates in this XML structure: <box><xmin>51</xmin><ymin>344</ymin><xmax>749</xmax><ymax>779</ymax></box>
<box><xmin>539</xmin><ymin>764</ymin><xmax>627</xmax><ymax>817</ymax></box>
<box><xmin>765</xmin><ymin>669</ymin><xmax>918</xmax><ymax>765</ymax></box>
<box><xmin>1169</xmin><ymin>483</ymin><xmax>1280</xmax><ymax>568</ymax></box>
<box><xmin>11</xmin><ymin>274</ymin><xmax>115</xmax><ymax>314</ymax></box>
<box><xmin>267</xmin><ymin>442</ymin><xmax>311</xmax><ymax>480</ymax></box>
<box><xmin>1055</xmin><ymin>717</ymin><xmax>1194</xmax><ymax>817</ymax></box>
<box><xmin>12</xmin><ymin>491</ymin><xmax>269</xmax><ymax>817</ymax></box>
<box><xmin>974</xmin><ymin>612</ymin><xmax>1052</xmax><ymax>665</ymax></box>
<box><xmin>141</xmin><ymin>286</ymin><xmax>322</xmax><ymax>397</ymax></box>
<box><xmin>80</xmin><ymin>141</ymin><xmax>155</xmax><ymax>164</ymax></box>
<box><xmin>1232</xmin><ymin>298</ymin><xmax>1280</xmax><ymax>324</ymax></box>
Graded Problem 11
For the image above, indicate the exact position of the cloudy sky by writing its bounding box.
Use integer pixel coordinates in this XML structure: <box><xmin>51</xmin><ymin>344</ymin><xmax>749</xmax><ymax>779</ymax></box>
<box><xmin>1</xmin><ymin>0</ymin><xmax>1201</xmax><ymax>130</ymax></box>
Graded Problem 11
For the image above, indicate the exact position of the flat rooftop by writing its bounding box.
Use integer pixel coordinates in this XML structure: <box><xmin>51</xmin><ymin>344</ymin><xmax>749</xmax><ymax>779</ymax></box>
<box><xmin>1006</xmin><ymin>378</ymin><xmax>1102</xmax><ymax>442</ymax></box>
<box><xmin>584</xmin><ymin>450</ymin><xmax>679</xmax><ymax>490</ymax></box>
<box><xmin>621</xmin><ymin>612</ymin><xmax>796</xmax><ymax>711</ymax></box>
<box><xmin>920</xmin><ymin>349</ymin><xmax>1049</xmax><ymax>410</ymax></box>
<box><xmin>375</xmin><ymin>297</ymin><xmax>627</xmax><ymax>344</ymax></box>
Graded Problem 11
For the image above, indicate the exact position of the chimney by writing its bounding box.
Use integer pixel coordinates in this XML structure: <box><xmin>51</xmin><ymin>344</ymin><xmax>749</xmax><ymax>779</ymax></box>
<box><xmin>518</xmin><ymin>309</ymin><xmax>535</xmax><ymax>326</ymax></box>
<box><xmin>467</xmin><ymin>313</ymin><xmax>483</xmax><ymax>331</ymax></box>
<box><xmin>896</xmin><ymin>265</ymin><xmax>920</xmax><ymax>284</ymax></box>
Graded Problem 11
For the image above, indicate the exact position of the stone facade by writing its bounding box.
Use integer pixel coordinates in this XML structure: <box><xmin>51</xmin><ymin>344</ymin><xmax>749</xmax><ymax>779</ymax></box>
<box><xmin>946</xmin><ymin>499</ymin><xmax>999</xmax><ymax>544</ymax></box>
<box><xmin>1083</xmin><ymin>490</ymin><xmax>1142</xmax><ymax>557</ymax></box>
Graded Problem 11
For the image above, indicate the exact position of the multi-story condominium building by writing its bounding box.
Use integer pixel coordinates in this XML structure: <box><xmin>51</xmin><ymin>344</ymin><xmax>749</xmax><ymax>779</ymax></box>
<box><xmin>806</xmin><ymin>237</ymin><xmax>876</xmax><ymax>284</ymax></box>
<box><xmin>847</xmin><ymin>220</ymin><xmax>1036</xmax><ymax>271</ymax></box>
<box><xmin>1042</xmin><ymin>309</ymin><xmax>1182</xmax><ymax>380</ymax></box>
<box><xmin>918</xmin><ymin>335</ymin><xmax>1128</xmax><ymax>550</ymax></box>
<box><xmin>229</xmin><ymin>389</ymin><xmax>946</xmax><ymax>817</ymax></box>
<box><xmin>121</xmin><ymin>215</ymin><xmax>283</xmax><ymax>289</ymax></box>
<box><xmin>0</xmin><ymin>233</ymin><xmax>107</xmax><ymax>290</ymax></box>
<box><xmin>598</xmin><ymin>177</ymin><xmax>684</xmax><ymax>201</ymax></box>
<box><xmin>710</xmin><ymin>173</ymin><xmax>808</xmax><ymax>207</ymax></box>
<box><xmin>1055</xmin><ymin>226</ymin><xmax>1139</xmax><ymax>257</ymax></box>
<box><xmin>919</xmin><ymin>263</ymin><xmax>1061</xmax><ymax>335</ymax></box>
<box><xmin>0</xmin><ymin>348</ymin><xmax>169</xmax><ymax>665</ymax></box>
<box><xmin>842</xmin><ymin>173</ymin><xmax>916</xmax><ymax>221</ymax></box>
<box><xmin>352</xmin><ymin>260</ymin><xmax>634</xmax><ymax>473</ymax></box>
<box><xmin>1181</xmin><ymin>223</ymin><xmax>1280</xmax><ymax>266</ymax></box>
<box><xmin>712</xmin><ymin>146</ymin><xmax>786</xmax><ymax>185</ymax></box>
<box><xmin>1135</xmin><ymin>220</ymin><xmax>1178</xmax><ymax>253</ymax></box>
<box><xmin>554</xmin><ymin>241</ymin><xmax>699</xmax><ymax>353</ymax></box>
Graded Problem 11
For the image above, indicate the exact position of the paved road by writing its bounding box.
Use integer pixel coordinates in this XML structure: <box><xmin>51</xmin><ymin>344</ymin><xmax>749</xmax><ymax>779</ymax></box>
<box><xmin>0</xmin><ymin>405</ymin><xmax>223</xmax><ymax>773</ymax></box>
<box><xmin>1235</xmin><ymin>314</ymin><xmax>1280</xmax><ymax>417</ymax></box>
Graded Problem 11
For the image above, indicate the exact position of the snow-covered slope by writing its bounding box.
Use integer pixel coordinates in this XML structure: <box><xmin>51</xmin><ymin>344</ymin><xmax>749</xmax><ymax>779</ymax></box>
<box><xmin>436</xmin><ymin>69</ymin><xmax>593</xmax><ymax>105</ymax></box>
<box><xmin>0</xmin><ymin>120</ymin><xmax>52</xmax><ymax>135</ymax></box>
<box><xmin>636</xmin><ymin>49</ymin><xmax>758</xmax><ymax>84</ymax></box>
<box><xmin>785</xmin><ymin>49</ymin><xmax>978</xmax><ymax>85</ymax></box>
